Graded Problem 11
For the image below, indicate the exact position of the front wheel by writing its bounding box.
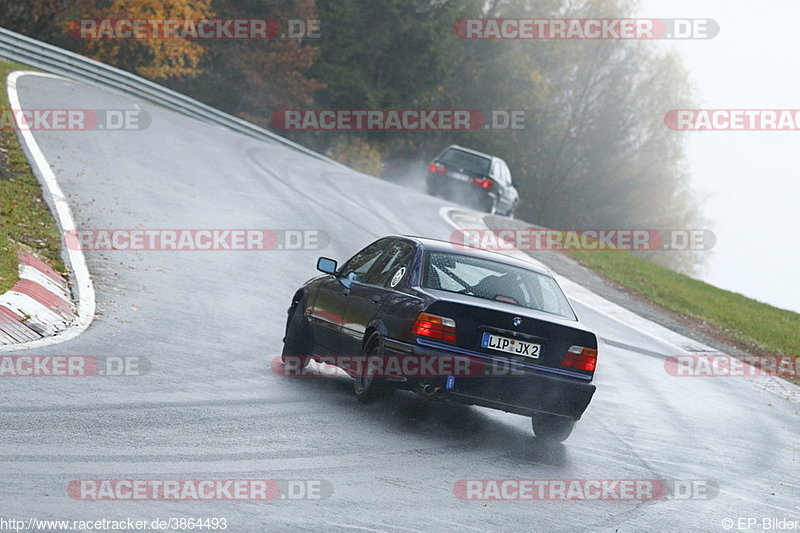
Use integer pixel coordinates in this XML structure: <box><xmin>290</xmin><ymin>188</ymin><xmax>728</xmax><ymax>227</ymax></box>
<box><xmin>531</xmin><ymin>413</ymin><xmax>575</xmax><ymax>442</ymax></box>
<box><xmin>354</xmin><ymin>334</ymin><xmax>394</xmax><ymax>403</ymax></box>
<box><xmin>281</xmin><ymin>296</ymin><xmax>312</xmax><ymax>370</ymax></box>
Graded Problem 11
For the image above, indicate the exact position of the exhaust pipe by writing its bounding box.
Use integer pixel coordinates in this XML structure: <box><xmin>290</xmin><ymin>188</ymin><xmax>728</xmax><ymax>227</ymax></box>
<box><xmin>417</xmin><ymin>383</ymin><xmax>436</xmax><ymax>397</ymax></box>
<box><xmin>416</xmin><ymin>381</ymin><xmax>447</xmax><ymax>399</ymax></box>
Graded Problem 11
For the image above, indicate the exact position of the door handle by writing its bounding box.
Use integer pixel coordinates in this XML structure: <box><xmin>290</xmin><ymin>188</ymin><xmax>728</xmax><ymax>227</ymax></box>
<box><xmin>371</xmin><ymin>295</ymin><xmax>382</xmax><ymax>304</ymax></box>
<box><xmin>342</xmin><ymin>288</ymin><xmax>350</xmax><ymax>296</ymax></box>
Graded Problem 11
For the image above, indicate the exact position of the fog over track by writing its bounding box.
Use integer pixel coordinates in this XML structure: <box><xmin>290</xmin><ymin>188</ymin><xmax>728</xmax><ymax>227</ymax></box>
<box><xmin>1</xmin><ymin>73</ymin><xmax>797</xmax><ymax>532</ymax></box>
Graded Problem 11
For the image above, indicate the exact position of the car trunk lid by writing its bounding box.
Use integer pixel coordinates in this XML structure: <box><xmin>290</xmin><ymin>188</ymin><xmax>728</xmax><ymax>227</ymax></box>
<box><xmin>422</xmin><ymin>291</ymin><xmax>597</xmax><ymax>374</ymax></box>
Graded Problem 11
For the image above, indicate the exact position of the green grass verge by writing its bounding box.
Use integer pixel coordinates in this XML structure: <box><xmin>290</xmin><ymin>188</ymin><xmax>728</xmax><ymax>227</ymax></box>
<box><xmin>0</xmin><ymin>60</ymin><xmax>63</xmax><ymax>293</ymax></box>
<box><xmin>567</xmin><ymin>249</ymin><xmax>800</xmax><ymax>356</ymax></box>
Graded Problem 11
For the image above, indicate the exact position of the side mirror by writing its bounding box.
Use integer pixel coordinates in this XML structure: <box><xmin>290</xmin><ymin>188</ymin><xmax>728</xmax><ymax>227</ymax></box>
<box><xmin>511</xmin><ymin>181</ymin><xmax>520</xmax><ymax>188</ymax></box>
<box><xmin>317</xmin><ymin>257</ymin><xmax>338</xmax><ymax>275</ymax></box>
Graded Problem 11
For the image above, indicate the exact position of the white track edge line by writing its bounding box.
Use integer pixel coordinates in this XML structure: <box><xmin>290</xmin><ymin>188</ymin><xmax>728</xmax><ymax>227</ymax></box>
<box><xmin>0</xmin><ymin>71</ymin><xmax>95</xmax><ymax>352</ymax></box>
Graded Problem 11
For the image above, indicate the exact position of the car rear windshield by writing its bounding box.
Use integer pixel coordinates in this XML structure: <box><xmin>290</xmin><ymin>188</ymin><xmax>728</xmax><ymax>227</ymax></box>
<box><xmin>423</xmin><ymin>252</ymin><xmax>576</xmax><ymax>320</ymax></box>
<box><xmin>438</xmin><ymin>149</ymin><xmax>492</xmax><ymax>175</ymax></box>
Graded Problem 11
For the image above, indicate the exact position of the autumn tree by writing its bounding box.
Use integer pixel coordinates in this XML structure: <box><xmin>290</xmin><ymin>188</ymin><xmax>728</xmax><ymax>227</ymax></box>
<box><xmin>74</xmin><ymin>0</ymin><xmax>214</xmax><ymax>80</ymax></box>
<box><xmin>0</xmin><ymin>0</ymin><xmax>214</xmax><ymax>80</ymax></box>
<box><xmin>166</xmin><ymin>0</ymin><xmax>324</xmax><ymax>128</ymax></box>
<box><xmin>0</xmin><ymin>0</ymin><xmax>96</xmax><ymax>45</ymax></box>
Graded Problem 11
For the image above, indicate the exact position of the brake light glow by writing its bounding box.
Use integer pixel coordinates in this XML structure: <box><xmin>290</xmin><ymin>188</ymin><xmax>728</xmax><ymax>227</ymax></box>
<box><xmin>429</xmin><ymin>161</ymin><xmax>447</xmax><ymax>174</ymax></box>
<box><xmin>412</xmin><ymin>312</ymin><xmax>457</xmax><ymax>343</ymax></box>
<box><xmin>472</xmin><ymin>177</ymin><xmax>494</xmax><ymax>189</ymax></box>
<box><xmin>561</xmin><ymin>345</ymin><xmax>598</xmax><ymax>372</ymax></box>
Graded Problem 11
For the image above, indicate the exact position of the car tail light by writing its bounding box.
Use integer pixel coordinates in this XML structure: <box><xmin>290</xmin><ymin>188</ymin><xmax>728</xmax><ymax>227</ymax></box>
<box><xmin>428</xmin><ymin>161</ymin><xmax>447</xmax><ymax>174</ymax></box>
<box><xmin>472</xmin><ymin>177</ymin><xmax>494</xmax><ymax>189</ymax></box>
<box><xmin>561</xmin><ymin>345</ymin><xmax>598</xmax><ymax>372</ymax></box>
<box><xmin>412</xmin><ymin>312</ymin><xmax>457</xmax><ymax>343</ymax></box>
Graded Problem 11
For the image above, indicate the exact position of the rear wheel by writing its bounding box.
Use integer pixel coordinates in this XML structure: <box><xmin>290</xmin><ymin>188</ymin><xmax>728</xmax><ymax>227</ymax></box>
<box><xmin>354</xmin><ymin>334</ymin><xmax>394</xmax><ymax>403</ymax></box>
<box><xmin>531</xmin><ymin>413</ymin><xmax>575</xmax><ymax>442</ymax></box>
<box><xmin>281</xmin><ymin>296</ymin><xmax>312</xmax><ymax>370</ymax></box>
<box><xmin>426</xmin><ymin>178</ymin><xmax>439</xmax><ymax>197</ymax></box>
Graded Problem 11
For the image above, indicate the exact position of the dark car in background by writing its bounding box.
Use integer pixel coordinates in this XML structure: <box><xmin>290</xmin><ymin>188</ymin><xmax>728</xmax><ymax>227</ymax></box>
<box><xmin>426</xmin><ymin>145</ymin><xmax>519</xmax><ymax>217</ymax></box>
<box><xmin>281</xmin><ymin>235</ymin><xmax>598</xmax><ymax>442</ymax></box>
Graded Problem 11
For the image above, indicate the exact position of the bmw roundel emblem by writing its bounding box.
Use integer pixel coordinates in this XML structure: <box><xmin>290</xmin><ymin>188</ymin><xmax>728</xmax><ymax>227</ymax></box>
<box><xmin>513</xmin><ymin>317</ymin><xmax>522</xmax><ymax>327</ymax></box>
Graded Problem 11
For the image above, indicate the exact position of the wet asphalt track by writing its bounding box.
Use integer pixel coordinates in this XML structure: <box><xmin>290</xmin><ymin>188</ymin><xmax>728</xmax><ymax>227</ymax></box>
<box><xmin>0</xmin><ymin>74</ymin><xmax>798</xmax><ymax>532</ymax></box>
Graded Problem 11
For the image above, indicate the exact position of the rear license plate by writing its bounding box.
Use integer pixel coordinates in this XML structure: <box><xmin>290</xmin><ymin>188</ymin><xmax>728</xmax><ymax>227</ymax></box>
<box><xmin>448</xmin><ymin>170</ymin><xmax>470</xmax><ymax>182</ymax></box>
<box><xmin>481</xmin><ymin>332</ymin><xmax>540</xmax><ymax>358</ymax></box>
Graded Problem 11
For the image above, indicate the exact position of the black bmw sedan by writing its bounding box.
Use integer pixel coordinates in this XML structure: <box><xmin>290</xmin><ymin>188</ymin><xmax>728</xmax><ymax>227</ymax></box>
<box><xmin>281</xmin><ymin>235</ymin><xmax>598</xmax><ymax>442</ymax></box>
<box><xmin>426</xmin><ymin>145</ymin><xmax>519</xmax><ymax>217</ymax></box>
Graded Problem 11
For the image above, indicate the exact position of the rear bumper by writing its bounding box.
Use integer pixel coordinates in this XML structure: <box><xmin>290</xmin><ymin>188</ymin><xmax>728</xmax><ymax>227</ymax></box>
<box><xmin>426</xmin><ymin>173</ymin><xmax>496</xmax><ymax>211</ymax></box>
<box><xmin>383</xmin><ymin>337</ymin><xmax>596</xmax><ymax>420</ymax></box>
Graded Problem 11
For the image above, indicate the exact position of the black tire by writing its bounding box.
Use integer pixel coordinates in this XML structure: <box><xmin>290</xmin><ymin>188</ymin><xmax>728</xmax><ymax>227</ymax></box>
<box><xmin>354</xmin><ymin>334</ymin><xmax>394</xmax><ymax>403</ymax></box>
<box><xmin>531</xmin><ymin>413</ymin><xmax>576</xmax><ymax>443</ymax></box>
<box><xmin>426</xmin><ymin>178</ymin><xmax>438</xmax><ymax>197</ymax></box>
<box><xmin>281</xmin><ymin>295</ymin><xmax>312</xmax><ymax>370</ymax></box>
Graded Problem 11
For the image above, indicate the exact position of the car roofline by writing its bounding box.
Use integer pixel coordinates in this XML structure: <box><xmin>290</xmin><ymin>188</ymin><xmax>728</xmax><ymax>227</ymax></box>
<box><xmin>438</xmin><ymin>144</ymin><xmax>500</xmax><ymax>163</ymax></box>
<box><xmin>392</xmin><ymin>234</ymin><xmax>554</xmax><ymax>277</ymax></box>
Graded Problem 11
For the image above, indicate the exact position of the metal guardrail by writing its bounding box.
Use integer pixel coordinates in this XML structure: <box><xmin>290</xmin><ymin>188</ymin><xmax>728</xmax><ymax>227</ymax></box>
<box><xmin>0</xmin><ymin>27</ymin><xmax>345</xmax><ymax>168</ymax></box>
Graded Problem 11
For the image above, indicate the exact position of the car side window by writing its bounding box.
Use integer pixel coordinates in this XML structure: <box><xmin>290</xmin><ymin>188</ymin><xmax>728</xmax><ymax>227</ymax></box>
<box><xmin>366</xmin><ymin>242</ymin><xmax>415</xmax><ymax>287</ymax></box>
<box><xmin>340</xmin><ymin>239</ymin><xmax>393</xmax><ymax>282</ymax></box>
